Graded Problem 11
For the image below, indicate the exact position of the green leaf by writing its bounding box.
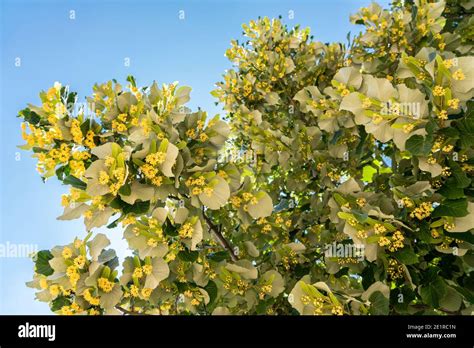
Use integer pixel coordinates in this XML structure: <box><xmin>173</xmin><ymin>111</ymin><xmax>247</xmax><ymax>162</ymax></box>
<box><xmin>362</xmin><ymin>165</ymin><xmax>377</xmax><ymax>183</ymax></box>
<box><xmin>35</xmin><ymin>250</ymin><xmax>54</xmax><ymax>276</ymax></box>
<box><xmin>405</xmin><ymin>134</ymin><xmax>432</xmax><ymax>156</ymax></box>
<box><xmin>50</xmin><ymin>296</ymin><xmax>71</xmax><ymax>311</ymax></box>
<box><xmin>455</xmin><ymin>104</ymin><xmax>474</xmax><ymax>147</ymax></box>
<box><xmin>432</xmin><ymin>199</ymin><xmax>468</xmax><ymax>218</ymax></box>
<box><xmin>439</xmin><ymin>287</ymin><xmax>462</xmax><ymax>312</ymax></box>
<box><xmin>207</xmin><ymin>251</ymin><xmax>228</xmax><ymax>262</ymax></box>
<box><xmin>123</xmin><ymin>200</ymin><xmax>150</xmax><ymax>215</ymax></box>
<box><xmin>437</xmin><ymin>180</ymin><xmax>465</xmax><ymax>199</ymax></box>
<box><xmin>19</xmin><ymin>108</ymin><xmax>41</xmax><ymax>125</ymax></box>
<box><xmin>63</xmin><ymin>175</ymin><xmax>87</xmax><ymax>190</ymax></box>
<box><xmin>178</xmin><ymin>249</ymin><xmax>199</xmax><ymax>262</ymax></box>
<box><xmin>118</xmin><ymin>183</ymin><xmax>131</xmax><ymax>196</ymax></box>
<box><xmin>163</xmin><ymin>219</ymin><xmax>178</xmax><ymax>237</ymax></box>
<box><xmin>32</xmin><ymin>147</ymin><xmax>49</xmax><ymax>154</ymax></box>
<box><xmin>126</xmin><ymin>75</ymin><xmax>136</xmax><ymax>87</ymax></box>
<box><xmin>445</xmin><ymin>231</ymin><xmax>474</xmax><ymax>244</ymax></box>
<box><xmin>449</xmin><ymin>161</ymin><xmax>471</xmax><ymax>188</ymax></box>
<box><xmin>393</xmin><ymin>247</ymin><xmax>419</xmax><ymax>265</ymax></box>
<box><xmin>204</xmin><ymin>280</ymin><xmax>218</xmax><ymax>305</ymax></box>
<box><xmin>369</xmin><ymin>291</ymin><xmax>389</xmax><ymax>315</ymax></box>
<box><xmin>452</xmin><ymin>285</ymin><xmax>474</xmax><ymax>304</ymax></box>
<box><xmin>419</xmin><ymin>277</ymin><xmax>447</xmax><ymax>307</ymax></box>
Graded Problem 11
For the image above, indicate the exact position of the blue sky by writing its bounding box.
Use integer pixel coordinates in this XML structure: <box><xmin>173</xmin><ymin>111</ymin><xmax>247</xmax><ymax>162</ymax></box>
<box><xmin>0</xmin><ymin>0</ymin><xmax>390</xmax><ymax>314</ymax></box>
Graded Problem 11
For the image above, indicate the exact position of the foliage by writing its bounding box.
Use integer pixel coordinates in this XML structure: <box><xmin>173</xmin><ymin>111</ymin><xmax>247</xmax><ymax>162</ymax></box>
<box><xmin>22</xmin><ymin>0</ymin><xmax>473</xmax><ymax>315</ymax></box>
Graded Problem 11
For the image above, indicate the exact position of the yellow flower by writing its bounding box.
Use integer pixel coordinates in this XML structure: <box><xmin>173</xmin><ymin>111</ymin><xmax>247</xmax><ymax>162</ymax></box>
<box><xmin>133</xmin><ymin>267</ymin><xmax>144</xmax><ymax>279</ymax></box>
<box><xmin>378</xmin><ymin>236</ymin><xmax>390</xmax><ymax>247</ymax></box>
<box><xmin>113</xmin><ymin>167</ymin><xmax>125</xmax><ymax>182</ymax></box>
<box><xmin>84</xmin><ymin>130</ymin><xmax>96</xmax><ymax>148</ymax></box>
<box><xmin>122</xmin><ymin>215</ymin><xmax>136</xmax><ymax>226</ymax></box>
<box><xmin>192</xmin><ymin>187</ymin><xmax>203</xmax><ymax>195</ymax></box>
<box><xmin>331</xmin><ymin>305</ymin><xmax>344</xmax><ymax>316</ymax></box>
<box><xmin>217</xmin><ymin>170</ymin><xmax>228</xmax><ymax>179</ymax></box>
<box><xmin>143</xmin><ymin>264</ymin><xmax>153</xmax><ymax>275</ymax></box>
<box><xmin>105</xmin><ymin>156</ymin><xmax>115</xmax><ymax>167</ymax></box>
<box><xmin>97</xmin><ymin>277</ymin><xmax>114</xmax><ymax>293</ymax></box>
<box><xmin>186</xmin><ymin>129</ymin><xmax>196</xmax><ymax>138</ymax></box>
<box><xmin>401</xmin><ymin>197</ymin><xmax>414</xmax><ymax>208</ymax></box>
<box><xmin>141</xmin><ymin>164</ymin><xmax>158</xmax><ymax>179</ymax></box>
<box><xmin>179</xmin><ymin>223</ymin><xmax>194</xmax><ymax>239</ymax></box>
<box><xmin>147</xmin><ymin>238</ymin><xmax>158</xmax><ymax>247</ymax></box>
<box><xmin>441</xmin><ymin>167</ymin><xmax>451</xmax><ymax>177</ymax></box>
<box><xmin>70</xmin><ymin>119</ymin><xmax>83</xmax><ymax>144</ymax></box>
<box><xmin>62</xmin><ymin>247</ymin><xmax>73</xmax><ymax>259</ymax></box>
<box><xmin>447</xmin><ymin>98</ymin><xmax>459</xmax><ymax>110</ymax></box>
<box><xmin>372</xmin><ymin>115</ymin><xmax>383</xmax><ymax>124</ymax></box>
<box><xmin>66</xmin><ymin>265</ymin><xmax>78</xmax><ymax>277</ymax></box>
<box><xmin>141</xmin><ymin>288</ymin><xmax>153</xmax><ymax>299</ymax></box>
<box><xmin>84</xmin><ymin>288</ymin><xmax>100</xmax><ymax>306</ymax></box>
<box><xmin>356</xmin><ymin>198</ymin><xmax>366</xmax><ymax>207</ymax></box>
<box><xmin>275</xmin><ymin>215</ymin><xmax>284</xmax><ymax>225</ymax></box>
<box><xmin>433</xmin><ymin>86</ymin><xmax>446</xmax><ymax>96</ymax></box>
<box><xmin>39</xmin><ymin>278</ymin><xmax>48</xmax><ymax>289</ymax></box>
<box><xmin>74</xmin><ymin>255</ymin><xmax>86</xmax><ymax>269</ymax></box>
<box><xmin>442</xmin><ymin>145</ymin><xmax>453</xmax><ymax>153</ymax></box>
<box><xmin>145</xmin><ymin>152</ymin><xmax>166</xmax><ymax>165</ymax></box>
<box><xmin>98</xmin><ymin>171</ymin><xmax>110</xmax><ymax>185</ymax></box>
<box><xmin>60</xmin><ymin>305</ymin><xmax>74</xmax><ymax>315</ymax></box>
<box><xmin>452</xmin><ymin>69</ymin><xmax>465</xmax><ymax>80</ymax></box>
<box><xmin>410</xmin><ymin>202</ymin><xmax>432</xmax><ymax>220</ymax></box>
<box><xmin>130</xmin><ymin>285</ymin><xmax>139</xmax><ymax>297</ymax></box>
<box><xmin>374</xmin><ymin>224</ymin><xmax>386</xmax><ymax>235</ymax></box>
<box><xmin>437</xmin><ymin>110</ymin><xmax>448</xmax><ymax>120</ymax></box>
<box><xmin>203</xmin><ymin>187</ymin><xmax>214</xmax><ymax>197</ymax></box>
<box><xmin>49</xmin><ymin>284</ymin><xmax>60</xmax><ymax>297</ymax></box>
<box><xmin>403</xmin><ymin>124</ymin><xmax>414</xmax><ymax>133</ymax></box>
<box><xmin>340</xmin><ymin>89</ymin><xmax>350</xmax><ymax>97</ymax></box>
<box><xmin>71</xmin><ymin>302</ymin><xmax>82</xmax><ymax>312</ymax></box>
<box><xmin>242</xmin><ymin>192</ymin><xmax>253</xmax><ymax>201</ymax></box>
<box><xmin>230</xmin><ymin>196</ymin><xmax>242</xmax><ymax>208</ymax></box>
<box><xmin>362</xmin><ymin>98</ymin><xmax>372</xmax><ymax>108</ymax></box>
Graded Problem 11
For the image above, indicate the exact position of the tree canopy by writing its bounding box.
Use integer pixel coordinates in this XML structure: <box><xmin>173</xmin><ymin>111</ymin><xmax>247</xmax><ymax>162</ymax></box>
<box><xmin>21</xmin><ymin>0</ymin><xmax>474</xmax><ymax>315</ymax></box>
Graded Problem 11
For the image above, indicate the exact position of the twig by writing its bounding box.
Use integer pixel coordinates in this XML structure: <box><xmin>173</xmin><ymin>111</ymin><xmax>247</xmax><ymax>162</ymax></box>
<box><xmin>115</xmin><ymin>305</ymin><xmax>147</xmax><ymax>315</ymax></box>
<box><xmin>202</xmin><ymin>210</ymin><xmax>238</xmax><ymax>262</ymax></box>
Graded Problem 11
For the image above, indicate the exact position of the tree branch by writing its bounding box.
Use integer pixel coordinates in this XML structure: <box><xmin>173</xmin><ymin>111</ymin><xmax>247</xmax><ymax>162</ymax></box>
<box><xmin>115</xmin><ymin>305</ymin><xmax>148</xmax><ymax>315</ymax></box>
<box><xmin>202</xmin><ymin>210</ymin><xmax>238</xmax><ymax>262</ymax></box>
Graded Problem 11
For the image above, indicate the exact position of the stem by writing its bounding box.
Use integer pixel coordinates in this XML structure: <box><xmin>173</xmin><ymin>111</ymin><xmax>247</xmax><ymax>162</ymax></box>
<box><xmin>166</xmin><ymin>194</ymin><xmax>238</xmax><ymax>262</ymax></box>
<box><xmin>115</xmin><ymin>305</ymin><xmax>145</xmax><ymax>315</ymax></box>
<box><xmin>202</xmin><ymin>210</ymin><xmax>238</xmax><ymax>262</ymax></box>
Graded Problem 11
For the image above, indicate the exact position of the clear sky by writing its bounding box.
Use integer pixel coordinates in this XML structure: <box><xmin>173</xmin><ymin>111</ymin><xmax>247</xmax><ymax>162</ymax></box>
<box><xmin>0</xmin><ymin>0</ymin><xmax>390</xmax><ymax>314</ymax></box>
